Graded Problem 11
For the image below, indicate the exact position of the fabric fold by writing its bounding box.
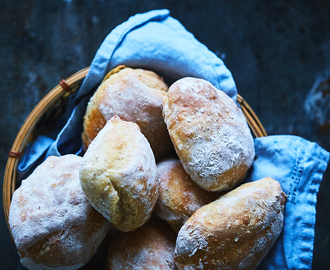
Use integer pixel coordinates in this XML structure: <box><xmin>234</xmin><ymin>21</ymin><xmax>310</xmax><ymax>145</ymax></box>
<box><xmin>74</xmin><ymin>9</ymin><xmax>171</xmax><ymax>104</ymax></box>
<box><xmin>249</xmin><ymin>135</ymin><xmax>330</xmax><ymax>270</ymax></box>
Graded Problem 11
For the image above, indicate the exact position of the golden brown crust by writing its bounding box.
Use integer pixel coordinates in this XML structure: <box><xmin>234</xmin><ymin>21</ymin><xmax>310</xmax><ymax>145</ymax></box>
<box><xmin>82</xmin><ymin>66</ymin><xmax>173</xmax><ymax>160</ymax></box>
<box><xmin>174</xmin><ymin>177</ymin><xmax>286</xmax><ymax>270</ymax></box>
<box><xmin>80</xmin><ymin>116</ymin><xmax>158</xmax><ymax>232</ymax></box>
<box><xmin>82</xmin><ymin>103</ymin><xmax>107</xmax><ymax>149</ymax></box>
<box><xmin>107</xmin><ymin>215</ymin><xmax>176</xmax><ymax>270</ymax></box>
<box><xmin>163</xmin><ymin>77</ymin><xmax>255</xmax><ymax>192</ymax></box>
<box><xmin>155</xmin><ymin>158</ymin><xmax>220</xmax><ymax>232</ymax></box>
<box><xmin>8</xmin><ymin>155</ymin><xmax>111</xmax><ymax>269</ymax></box>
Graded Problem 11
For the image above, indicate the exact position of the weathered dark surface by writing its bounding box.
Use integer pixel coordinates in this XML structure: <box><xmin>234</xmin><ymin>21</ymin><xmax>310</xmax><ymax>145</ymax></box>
<box><xmin>1</xmin><ymin>0</ymin><xmax>329</xmax><ymax>268</ymax></box>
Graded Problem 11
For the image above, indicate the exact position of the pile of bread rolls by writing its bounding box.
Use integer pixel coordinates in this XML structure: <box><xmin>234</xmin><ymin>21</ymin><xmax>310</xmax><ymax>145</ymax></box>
<box><xmin>9</xmin><ymin>65</ymin><xmax>286</xmax><ymax>270</ymax></box>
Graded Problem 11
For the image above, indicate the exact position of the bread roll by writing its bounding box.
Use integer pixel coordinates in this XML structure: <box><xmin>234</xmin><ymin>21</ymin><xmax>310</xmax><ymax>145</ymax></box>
<box><xmin>174</xmin><ymin>177</ymin><xmax>286</xmax><ymax>270</ymax></box>
<box><xmin>155</xmin><ymin>158</ymin><xmax>220</xmax><ymax>232</ymax></box>
<box><xmin>82</xmin><ymin>65</ymin><xmax>173</xmax><ymax>160</ymax></box>
<box><xmin>9</xmin><ymin>155</ymin><xmax>111</xmax><ymax>270</ymax></box>
<box><xmin>79</xmin><ymin>116</ymin><xmax>158</xmax><ymax>232</ymax></box>
<box><xmin>163</xmin><ymin>77</ymin><xmax>255</xmax><ymax>192</ymax></box>
<box><xmin>107</xmin><ymin>216</ymin><xmax>176</xmax><ymax>269</ymax></box>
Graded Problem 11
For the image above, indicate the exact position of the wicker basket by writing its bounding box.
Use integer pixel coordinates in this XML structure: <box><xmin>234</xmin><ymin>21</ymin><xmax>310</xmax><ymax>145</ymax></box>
<box><xmin>2</xmin><ymin>67</ymin><xmax>267</xmax><ymax>229</ymax></box>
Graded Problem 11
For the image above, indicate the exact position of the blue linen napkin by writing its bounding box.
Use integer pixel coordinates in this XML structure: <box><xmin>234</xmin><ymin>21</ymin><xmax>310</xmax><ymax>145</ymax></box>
<box><xmin>248</xmin><ymin>135</ymin><xmax>330</xmax><ymax>270</ymax></box>
<box><xmin>15</xmin><ymin>9</ymin><xmax>329</xmax><ymax>270</ymax></box>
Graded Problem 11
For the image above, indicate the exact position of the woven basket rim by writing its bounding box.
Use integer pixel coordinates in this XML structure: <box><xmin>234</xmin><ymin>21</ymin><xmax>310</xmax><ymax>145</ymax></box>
<box><xmin>2</xmin><ymin>66</ymin><xmax>267</xmax><ymax>230</ymax></box>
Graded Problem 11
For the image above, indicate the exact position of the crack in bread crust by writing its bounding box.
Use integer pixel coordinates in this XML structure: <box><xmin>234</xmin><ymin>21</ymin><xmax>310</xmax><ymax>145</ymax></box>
<box><xmin>80</xmin><ymin>116</ymin><xmax>158</xmax><ymax>232</ymax></box>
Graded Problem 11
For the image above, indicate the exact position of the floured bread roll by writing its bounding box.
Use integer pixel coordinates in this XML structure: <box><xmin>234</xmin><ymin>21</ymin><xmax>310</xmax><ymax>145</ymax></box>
<box><xmin>163</xmin><ymin>77</ymin><xmax>255</xmax><ymax>191</ymax></box>
<box><xmin>107</xmin><ymin>216</ymin><xmax>176</xmax><ymax>269</ymax></box>
<box><xmin>174</xmin><ymin>177</ymin><xmax>286</xmax><ymax>270</ymax></box>
<box><xmin>155</xmin><ymin>158</ymin><xmax>220</xmax><ymax>233</ymax></box>
<box><xmin>82</xmin><ymin>65</ymin><xmax>173</xmax><ymax>160</ymax></box>
<box><xmin>80</xmin><ymin>116</ymin><xmax>158</xmax><ymax>232</ymax></box>
<box><xmin>8</xmin><ymin>155</ymin><xmax>111</xmax><ymax>270</ymax></box>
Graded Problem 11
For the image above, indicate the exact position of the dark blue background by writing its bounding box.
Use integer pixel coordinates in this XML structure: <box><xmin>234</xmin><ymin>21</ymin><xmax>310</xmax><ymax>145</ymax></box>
<box><xmin>1</xmin><ymin>0</ymin><xmax>329</xmax><ymax>268</ymax></box>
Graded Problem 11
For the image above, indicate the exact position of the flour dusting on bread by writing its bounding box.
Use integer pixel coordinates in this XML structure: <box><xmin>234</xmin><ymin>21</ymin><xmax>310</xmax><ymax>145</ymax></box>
<box><xmin>174</xmin><ymin>177</ymin><xmax>286</xmax><ymax>269</ymax></box>
<box><xmin>163</xmin><ymin>77</ymin><xmax>255</xmax><ymax>192</ymax></box>
<box><xmin>82</xmin><ymin>66</ymin><xmax>173</xmax><ymax>160</ymax></box>
<box><xmin>9</xmin><ymin>155</ymin><xmax>110</xmax><ymax>269</ymax></box>
<box><xmin>155</xmin><ymin>158</ymin><xmax>219</xmax><ymax>232</ymax></box>
<box><xmin>80</xmin><ymin>116</ymin><xmax>158</xmax><ymax>232</ymax></box>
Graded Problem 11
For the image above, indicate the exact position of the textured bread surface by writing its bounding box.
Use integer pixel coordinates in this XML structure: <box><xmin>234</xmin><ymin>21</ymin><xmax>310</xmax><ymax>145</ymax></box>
<box><xmin>174</xmin><ymin>177</ymin><xmax>286</xmax><ymax>270</ymax></box>
<box><xmin>155</xmin><ymin>158</ymin><xmax>219</xmax><ymax>232</ymax></box>
<box><xmin>163</xmin><ymin>77</ymin><xmax>255</xmax><ymax>191</ymax></box>
<box><xmin>9</xmin><ymin>155</ymin><xmax>111</xmax><ymax>270</ymax></box>
<box><xmin>82</xmin><ymin>66</ymin><xmax>172</xmax><ymax>160</ymax></box>
<box><xmin>80</xmin><ymin>116</ymin><xmax>158</xmax><ymax>232</ymax></box>
<box><xmin>107</xmin><ymin>215</ymin><xmax>176</xmax><ymax>270</ymax></box>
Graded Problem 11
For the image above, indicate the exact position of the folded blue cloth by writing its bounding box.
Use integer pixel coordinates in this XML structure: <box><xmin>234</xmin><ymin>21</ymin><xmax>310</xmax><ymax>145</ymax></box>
<box><xmin>16</xmin><ymin>9</ymin><xmax>329</xmax><ymax>270</ymax></box>
<box><xmin>249</xmin><ymin>135</ymin><xmax>329</xmax><ymax>270</ymax></box>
